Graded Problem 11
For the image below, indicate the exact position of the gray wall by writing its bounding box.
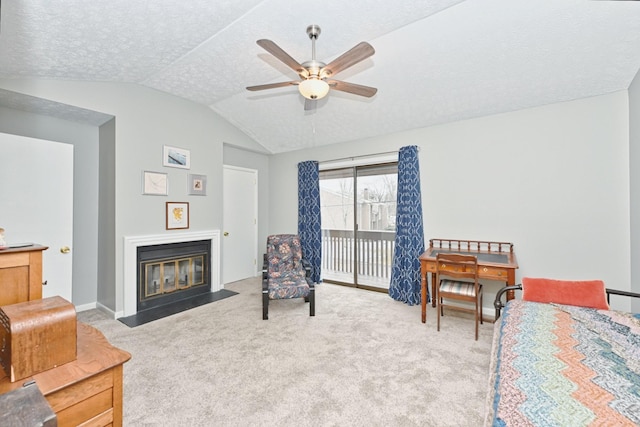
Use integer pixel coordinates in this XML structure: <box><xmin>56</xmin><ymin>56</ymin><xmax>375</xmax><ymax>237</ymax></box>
<box><xmin>0</xmin><ymin>106</ymin><xmax>102</xmax><ymax>307</ymax></box>
<box><xmin>2</xmin><ymin>77</ymin><xmax>638</xmax><ymax>314</ymax></box>
<box><xmin>98</xmin><ymin>118</ymin><xmax>116</xmax><ymax>309</ymax></box>
<box><xmin>269</xmin><ymin>92</ymin><xmax>634</xmax><ymax>312</ymax></box>
<box><xmin>0</xmin><ymin>79</ymin><xmax>262</xmax><ymax>316</ymax></box>
<box><xmin>629</xmin><ymin>68</ymin><xmax>640</xmax><ymax>313</ymax></box>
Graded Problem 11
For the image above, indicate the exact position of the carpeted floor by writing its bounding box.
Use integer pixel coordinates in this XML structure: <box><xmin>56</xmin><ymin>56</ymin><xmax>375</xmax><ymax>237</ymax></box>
<box><xmin>78</xmin><ymin>277</ymin><xmax>494</xmax><ymax>426</ymax></box>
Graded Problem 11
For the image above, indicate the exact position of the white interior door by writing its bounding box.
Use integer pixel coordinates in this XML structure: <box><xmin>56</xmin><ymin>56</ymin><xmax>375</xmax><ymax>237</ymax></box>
<box><xmin>0</xmin><ymin>133</ymin><xmax>74</xmax><ymax>302</ymax></box>
<box><xmin>223</xmin><ymin>166</ymin><xmax>257</xmax><ymax>284</ymax></box>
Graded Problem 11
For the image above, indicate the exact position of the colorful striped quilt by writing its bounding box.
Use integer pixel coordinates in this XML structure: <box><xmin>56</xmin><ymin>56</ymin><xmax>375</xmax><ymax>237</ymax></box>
<box><xmin>485</xmin><ymin>300</ymin><xmax>640</xmax><ymax>426</ymax></box>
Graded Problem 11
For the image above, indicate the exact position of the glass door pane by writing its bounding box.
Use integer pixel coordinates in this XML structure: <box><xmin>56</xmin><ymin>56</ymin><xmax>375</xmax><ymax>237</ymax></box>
<box><xmin>354</xmin><ymin>165</ymin><xmax>397</xmax><ymax>289</ymax></box>
<box><xmin>320</xmin><ymin>163</ymin><xmax>397</xmax><ymax>291</ymax></box>
<box><xmin>319</xmin><ymin>168</ymin><xmax>355</xmax><ymax>285</ymax></box>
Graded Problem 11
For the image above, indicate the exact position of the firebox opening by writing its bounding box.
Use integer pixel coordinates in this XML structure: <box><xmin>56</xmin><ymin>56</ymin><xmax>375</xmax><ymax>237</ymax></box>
<box><xmin>137</xmin><ymin>240</ymin><xmax>211</xmax><ymax>312</ymax></box>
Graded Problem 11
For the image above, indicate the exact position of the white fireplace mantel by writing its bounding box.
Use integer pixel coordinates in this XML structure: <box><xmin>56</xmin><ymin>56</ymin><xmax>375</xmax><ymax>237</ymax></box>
<box><xmin>123</xmin><ymin>230</ymin><xmax>220</xmax><ymax>317</ymax></box>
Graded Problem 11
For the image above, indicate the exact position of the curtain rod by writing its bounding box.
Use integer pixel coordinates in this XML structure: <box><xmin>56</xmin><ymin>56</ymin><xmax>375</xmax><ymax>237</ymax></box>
<box><xmin>319</xmin><ymin>150</ymin><xmax>399</xmax><ymax>165</ymax></box>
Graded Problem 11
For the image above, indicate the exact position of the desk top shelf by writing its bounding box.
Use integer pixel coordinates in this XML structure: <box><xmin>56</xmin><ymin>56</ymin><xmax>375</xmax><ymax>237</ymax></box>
<box><xmin>422</xmin><ymin>239</ymin><xmax>518</xmax><ymax>268</ymax></box>
<box><xmin>429</xmin><ymin>238</ymin><xmax>513</xmax><ymax>253</ymax></box>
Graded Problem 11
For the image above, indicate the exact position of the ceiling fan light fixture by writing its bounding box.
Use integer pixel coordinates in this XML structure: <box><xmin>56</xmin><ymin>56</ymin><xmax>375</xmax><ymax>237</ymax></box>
<box><xmin>298</xmin><ymin>77</ymin><xmax>329</xmax><ymax>100</ymax></box>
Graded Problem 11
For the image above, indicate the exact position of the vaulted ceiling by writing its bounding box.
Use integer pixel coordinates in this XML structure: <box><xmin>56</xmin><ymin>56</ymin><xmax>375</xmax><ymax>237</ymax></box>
<box><xmin>1</xmin><ymin>1</ymin><xmax>640</xmax><ymax>154</ymax></box>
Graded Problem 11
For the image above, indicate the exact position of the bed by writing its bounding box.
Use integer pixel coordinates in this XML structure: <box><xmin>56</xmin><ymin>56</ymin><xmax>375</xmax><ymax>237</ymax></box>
<box><xmin>485</xmin><ymin>280</ymin><xmax>640</xmax><ymax>426</ymax></box>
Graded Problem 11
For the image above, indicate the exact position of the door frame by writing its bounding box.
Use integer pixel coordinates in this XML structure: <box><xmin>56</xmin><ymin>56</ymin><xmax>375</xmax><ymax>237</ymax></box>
<box><xmin>222</xmin><ymin>165</ymin><xmax>258</xmax><ymax>284</ymax></box>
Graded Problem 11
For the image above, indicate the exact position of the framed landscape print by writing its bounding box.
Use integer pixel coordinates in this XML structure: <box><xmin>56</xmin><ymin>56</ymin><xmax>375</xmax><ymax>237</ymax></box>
<box><xmin>166</xmin><ymin>202</ymin><xmax>189</xmax><ymax>230</ymax></box>
<box><xmin>163</xmin><ymin>145</ymin><xmax>191</xmax><ymax>169</ymax></box>
<box><xmin>188</xmin><ymin>174</ymin><xmax>207</xmax><ymax>196</ymax></box>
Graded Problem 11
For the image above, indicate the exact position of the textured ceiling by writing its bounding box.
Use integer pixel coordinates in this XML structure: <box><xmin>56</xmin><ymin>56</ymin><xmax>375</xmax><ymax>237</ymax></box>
<box><xmin>1</xmin><ymin>1</ymin><xmax>640</xmax><ymax>153</ymax></box>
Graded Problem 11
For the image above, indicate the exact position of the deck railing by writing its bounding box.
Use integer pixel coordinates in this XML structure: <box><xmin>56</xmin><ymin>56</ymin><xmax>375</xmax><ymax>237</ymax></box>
<box><xmin>321</xmin><ymin>229</ymin><xmax>395</xmax><ymax>282</ymax></box>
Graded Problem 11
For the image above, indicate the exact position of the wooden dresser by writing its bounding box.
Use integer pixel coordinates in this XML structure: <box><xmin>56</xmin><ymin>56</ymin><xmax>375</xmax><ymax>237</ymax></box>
<box><xmin>0</xmin><ymin>322</ymin><xmax>131</xmax><ymax>427</ymax></box>
<box><xmin>0</xmin><ymin>244</ymin><xmax>48</xmax><ymax>306</ymax></box>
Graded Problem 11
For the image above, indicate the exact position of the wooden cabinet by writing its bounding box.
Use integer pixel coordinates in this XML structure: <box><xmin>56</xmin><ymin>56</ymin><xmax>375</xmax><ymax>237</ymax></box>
<box><xmin>0</xmin><ymin>322</ymin><xmax>131</xmax><ymax>427</ymax></box>
<box><xmin>0</xmin><ymin>244</ymin><xmax>48</xmax><ymax>306</ymax></box>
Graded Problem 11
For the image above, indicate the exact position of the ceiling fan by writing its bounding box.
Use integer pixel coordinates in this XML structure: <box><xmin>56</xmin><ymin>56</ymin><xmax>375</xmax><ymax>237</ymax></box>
<box><xmin>246</xmin><ymin>25</ymin><xmax>377</xmax><ymax>110</ymax></box>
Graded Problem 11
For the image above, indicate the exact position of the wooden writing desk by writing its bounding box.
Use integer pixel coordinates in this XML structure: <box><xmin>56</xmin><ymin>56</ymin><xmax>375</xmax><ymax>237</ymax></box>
<box><xmin>1</xmin><ymin>322</ymin><xmax>131</xmax><ymax>426</ymax></box>
<box><xmin>419</xmin><ymin>239</ymin><xmax>518</xmax><ymax>323</ymax></box>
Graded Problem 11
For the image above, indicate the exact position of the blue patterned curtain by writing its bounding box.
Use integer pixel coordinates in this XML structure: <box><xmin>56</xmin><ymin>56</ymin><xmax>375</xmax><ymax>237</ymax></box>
<box><xmin>298</xmin><ymin>161</ymin><xmax>322</xmax><ymax>283</ymax></box>
<box><xmin>389</xmin><ymin>145</ymin><xmax>425</xmax><ymax>305</ymax></box>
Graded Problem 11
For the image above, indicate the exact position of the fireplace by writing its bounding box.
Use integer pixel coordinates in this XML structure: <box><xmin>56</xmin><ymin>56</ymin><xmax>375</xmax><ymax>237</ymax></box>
<box><xmin>123</xmin><ymin>231</ymin><xmax>221</xmax><ymax>317</ymax></box>
<box><xmin>137</xmin><ymin>240</ymin><xmax>211</xmax><ymax>312</ymax></box>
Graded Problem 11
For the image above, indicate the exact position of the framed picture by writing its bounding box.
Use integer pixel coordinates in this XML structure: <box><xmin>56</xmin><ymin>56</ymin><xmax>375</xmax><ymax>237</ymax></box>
<box><xmin>188</xmin><ymin>174</ymin><xmax>207</xmax><ymax>196</ymax></box>
<box><xmin>142</xmin><ymin>171</ymin><xmax>168</xmax><ymax>195</ymax></box>
<box><xmin>163</xmin><ymin>145</ymin><xmax>191</xmax><ymax>169</ymax></box>
<box><xmin>166</xmin><ymin>202</ymin><xmax>189</xmax><ymax>230</ymax></box>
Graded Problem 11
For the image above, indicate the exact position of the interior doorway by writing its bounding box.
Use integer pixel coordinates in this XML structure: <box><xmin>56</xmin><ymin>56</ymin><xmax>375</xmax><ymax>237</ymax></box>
<box><xmin>319</xmin><ymin>163</ymin><xmax>398</xmax><ymax>291</ymax></box>
<box><xmin>222</xmin><ymin>165</ymin><xmax>258</xmax><ymax>284</ymax></box>
<box><xmin>0</xmin><ymin>133</ymin><xmax>74</xmax><ymax>301</ymax></box>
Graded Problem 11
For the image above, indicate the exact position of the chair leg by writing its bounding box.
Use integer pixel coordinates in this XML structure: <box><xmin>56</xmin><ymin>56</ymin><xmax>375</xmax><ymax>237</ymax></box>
<box><xmin>480</xmin><ymin>293</ymin><xmax>483</xmax><ymax>325</ymax></box>
<box><xmin>436</xmin><ymin>296</ymin><xmax>441</xmax><ymax>332</ymax></box>
<box><xmin>309</xmin><ymin>289</ymin><xmax>315</xmax><ymax>317</ymax></box>
<box><xmin>474</xmin><ymin>299</ymin><xmax>479</xmax><ymax>341</ymax></box>
<box><xmin>262</xmin><ymin>291</ymin><xmax>269</xmax><ymax>320</ymax></box>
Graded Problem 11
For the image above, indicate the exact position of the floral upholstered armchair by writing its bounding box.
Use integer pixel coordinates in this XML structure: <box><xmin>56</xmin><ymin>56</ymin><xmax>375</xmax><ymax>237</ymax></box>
<box><xmin>262</xmin><ymin>234</ymin><xmax>315</xmax><ymax>320</ymax></box>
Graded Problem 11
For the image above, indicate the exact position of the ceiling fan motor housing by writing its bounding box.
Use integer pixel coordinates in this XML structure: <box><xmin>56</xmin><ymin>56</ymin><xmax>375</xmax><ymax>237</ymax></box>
<box><xmin>306</xmin><ymin>24</ymin><xmax>321</xmax><ymax>40</ymax></box>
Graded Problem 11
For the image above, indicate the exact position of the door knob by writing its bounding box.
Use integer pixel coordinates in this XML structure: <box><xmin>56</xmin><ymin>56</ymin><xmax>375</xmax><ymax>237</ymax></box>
<box><xmin>60</xmin><ymin>246</ymin><xmax>71</xmax><ymax>254</ymax></box>
<box><xmin>224</xmin><ymin>232</ymin><xmax>229</xmax><ymax>236</ymax></box>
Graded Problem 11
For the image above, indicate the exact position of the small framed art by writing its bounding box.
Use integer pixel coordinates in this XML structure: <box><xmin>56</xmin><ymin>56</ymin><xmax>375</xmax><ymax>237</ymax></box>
<box><xmin>142</xmin><ymin>171</ymin><xmax>168</xmax><ymax>195</ymax></box>
<box><xmin>188</xmin><ymin>174</ymin><xmax>207</xmax><ymax>196</ymax></box>
<box><xmin>166</xmin><ymin>202</ymin><xmax>189</xmax><ymax>230</ymax></box>
<box><xmin>163</xmin><ymin>145</ymin><xmax>191</xmax><ymax>169</ymax></box>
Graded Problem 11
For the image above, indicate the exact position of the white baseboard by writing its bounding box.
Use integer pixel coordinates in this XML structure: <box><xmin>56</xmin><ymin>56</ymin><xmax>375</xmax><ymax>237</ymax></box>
<box><xmin>95</xmin><ymin>301</ymin><xmax>119</xmax><ymax>319</ymax></box>
<box><xmin>75</xmin><ymin>302</ymin><xmax>97</xmax><ymax>312</ymax></box>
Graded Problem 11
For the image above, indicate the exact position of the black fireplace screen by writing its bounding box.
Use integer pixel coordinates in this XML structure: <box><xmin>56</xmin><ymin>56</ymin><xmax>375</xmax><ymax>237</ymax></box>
<box><xmin>143</xmin><ymin>254</ymin><xmax>206</xmax><ymax>298</ymax></box>
<box><xmin>137</xmin><ymin>240</ymin><xmax>211</xmax><ymax>311</ymax></box>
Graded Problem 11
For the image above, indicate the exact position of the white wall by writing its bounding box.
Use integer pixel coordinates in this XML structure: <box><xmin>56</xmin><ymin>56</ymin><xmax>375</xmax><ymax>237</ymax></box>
<box><xmin>629</xmin><ymin>68</ymin><xmax>640</xmax><ymax>313</ymax></box>
<box><xmin>269</xmin><ymin>92</ymin><xmax>632</xmax><ymax>311</ymax></box>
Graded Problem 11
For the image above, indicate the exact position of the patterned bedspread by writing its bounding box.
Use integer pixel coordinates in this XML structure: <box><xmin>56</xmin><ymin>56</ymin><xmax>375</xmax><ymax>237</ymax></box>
<box><xmin>485</xmin><ymin>300</ymin><xmax>640</xmax><ymax>426</ymax></box>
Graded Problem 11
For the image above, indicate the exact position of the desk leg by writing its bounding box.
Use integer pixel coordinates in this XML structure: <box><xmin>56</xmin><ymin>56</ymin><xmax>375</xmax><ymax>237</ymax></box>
<box><xmin>431</xmin><ymin>273</ymin><xmax>437</xmax><ymax>308</ymax></box>
<box><xmin>421</xmin><ymin>270</ymin><xmax>427</xmax><ymax>323</ymax></box>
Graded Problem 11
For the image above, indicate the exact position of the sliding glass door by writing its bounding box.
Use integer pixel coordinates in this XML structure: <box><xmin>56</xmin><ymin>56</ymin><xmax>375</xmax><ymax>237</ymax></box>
<box><xmin>320</xmin><ymin>163</ymin><xmax>398</xmax><ymax>291</ymax></box>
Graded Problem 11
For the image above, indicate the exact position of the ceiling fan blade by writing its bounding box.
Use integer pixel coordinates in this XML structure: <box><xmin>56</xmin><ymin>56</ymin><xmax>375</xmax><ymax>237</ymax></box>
<box><xmin>246</xmin><ymin>81</ymin><xmax>298</xmax><ymax>91</ymax></box>
<box><xmin>327</xmin><ymin>80</ymin><xmax>377</xmax><ymax>98</ymax></box>
<box><xmin>321</xmin><ymin>42</ymin><xmax>375</xmax><ymax>78</ymax></box>
<box><xmin>256</xmin><ymin>39</ymin><xmax>308</xmax><ymax>77</ymax></box>
<box><xmin>304</xmin><ymin>98</ymin><xmax>317</xmax><ymax>111</ymax></box>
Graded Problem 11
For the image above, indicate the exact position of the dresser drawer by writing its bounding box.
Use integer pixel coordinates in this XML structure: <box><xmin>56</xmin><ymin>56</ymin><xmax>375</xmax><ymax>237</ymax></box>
<box><xmin>55</xmin><ymin>387</ymin><xmax>112</xmax><ymax>427</ymax></box>
<box><xmin>477</xmin><ymin>266</ymin><xmax>508</xmax><ymax>280</ymax></box>
<box><xmin>46</xmin><ymin>370</ymin><xmax>113</xmax><ymax>412</ymax></box>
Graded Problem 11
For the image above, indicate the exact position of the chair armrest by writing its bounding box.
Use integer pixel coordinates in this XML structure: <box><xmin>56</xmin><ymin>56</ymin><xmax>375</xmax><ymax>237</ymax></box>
<box><xmin>262</xmin><ymin>253</ymin><xmax>268</xmax><ymax>280</ymax></box>
<box><xmin>301</xmin><ymin>258</ymin><xmax>312</xmax><ymax>278</ymax></box>
<box><xmin>494</xmin><ymin>285</ymin><xmax>522</xmax><ymax>320</ymax></box>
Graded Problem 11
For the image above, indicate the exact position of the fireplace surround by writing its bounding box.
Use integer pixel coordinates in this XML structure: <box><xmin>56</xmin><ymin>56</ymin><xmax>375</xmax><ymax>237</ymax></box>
<box><xmin>123</xmin><ymin>230</ymin><xmax>220</xmax><ymax>317</ymax></box>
